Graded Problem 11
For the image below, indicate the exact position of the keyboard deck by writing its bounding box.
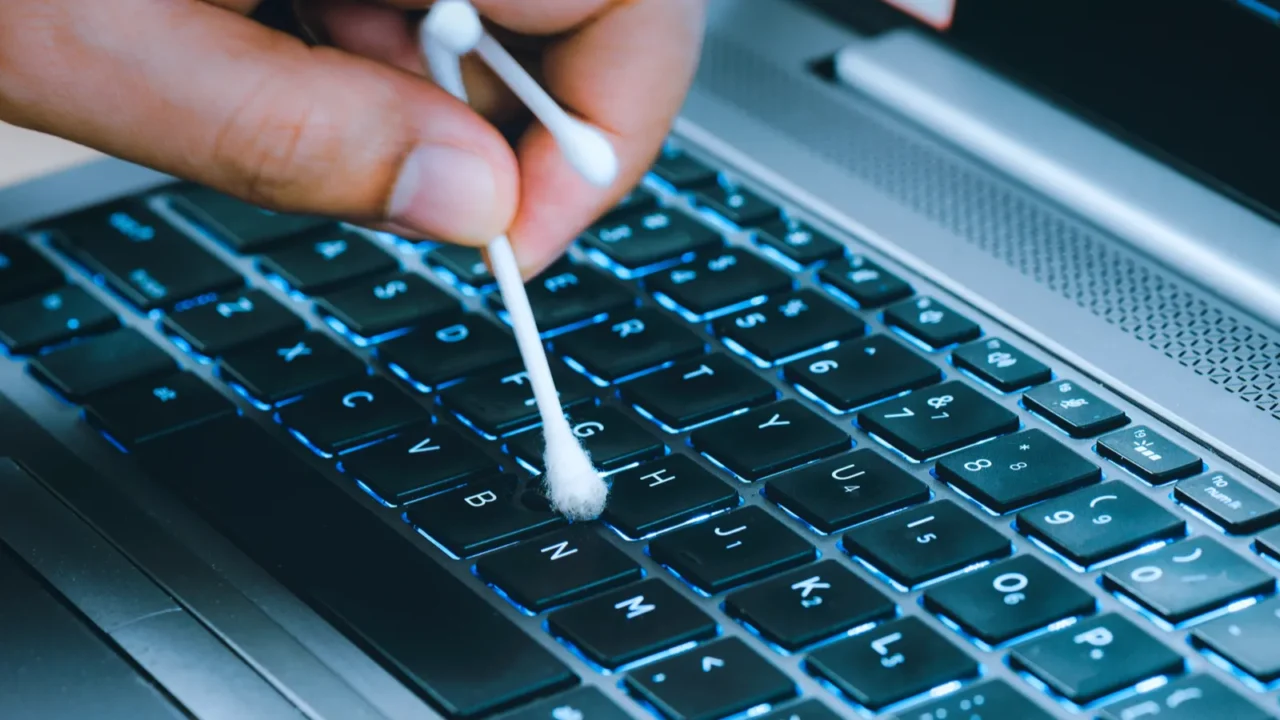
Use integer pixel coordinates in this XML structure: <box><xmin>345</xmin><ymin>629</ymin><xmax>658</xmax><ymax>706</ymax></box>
<box><xmin>2</xmin><ymin>142</ymin><xmax>1279</xmax><ymax>720</ymax></box>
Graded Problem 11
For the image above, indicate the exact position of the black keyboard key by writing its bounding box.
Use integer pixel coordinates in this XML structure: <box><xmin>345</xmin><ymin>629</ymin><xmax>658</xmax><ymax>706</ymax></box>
<box><xmin>316</xmin><ymin>272</ymin><xmax>457</xmax><ymax>342</ymax></box>
<box><xmin>755</xmin><ymin>699</ymin><xmax>842</xmax><ymax>720</ymax></box>
<box><xmin>608</xmin><ymin>186</ymin><xmax>659</xmax><ymax>219</ymax></box>
<box><xmin>405</xmin><ymin>475</ymin><xmax>565</xmax><ymax>558</ymax></box>
<box><xmin>622</xmin><ymin>354</ymin><xmax>776</xmax><ymax>431</ymax></box>
<box><xmin>1097</xmin><ymin>673</ymin><xmax>1269</xmax><ymax>720</ymax></box>
<box><xmin>379</xmin><ymin>314</ymin><xmax>517</xmax><ymax>391</ymax></box>
<box><xmin>1102</xmin><ymin>536</ymin><xmax>1274</xmax><ymax>625</ymax></box>
<box><xmin>647</xmin><ymin>251</ymin><xmax>791</xmax><ymax>319</ymax></box>
<box><xmin>85</xmin><ymin>371</ymin><xmax>235</xmax><ymax>448</ymax></box>
<box><xmin>489</xmin><ymin>261</ymin><xmax>634</xmax><ymax>333</ymax></box>
<box><xmin>426</xmin><ymin>244</ymin><xmax>493</xmax><ymax>289</ymax></box>
<box><xmin>161</xmin><ymin>288</ymin><xmax>303</xmax><ymax>357</ymax></box>
<box><xmin>765</xmin><ymin>449</ymin><xmax>930</xmax><ymax>534</ymax></box>
<box><xmin>754</xmin><ymin>219</ymin><xmax>844</xmax><ymax>267</ymax></box>
<box><xmin>1256</xmin><ymin>525</ymin><xmax>1280</xmax><ymax>561</ymax></box>
<box><xmin>624</xmin><ymin>638</ymin><xmax>796</xmax><ymax>720</ymax></box>
<box><xmin>217</xmin><ymin>330</ymin><xmax>365</xmax><ymax>407</ymax></box>
<box><xmin>649</xmin><ymin>507</ymin><xmax>816</xmax><ymax>594</ymax></box>
<box><xmin>724</xmin><ymin>559</ymin><xmax>894</xmax><ymax>650</ymax></box>
<box><xmin>476</xmin><ymin>527</ymin><xmax>641</xmax><ymax>612</ymax></box>
<box><xmin>441</xmin><ymin>362</ymin><xmax>594</xmax><ymax>438</ymax></box>
<box><xmin>556</xmin><ymin>309</ymin><xmax>705</xmax><ymax>385</ymax></box>
<box><xmin>276</xmin><ymin>376</ymin><xmax>429</xmax><ymax>457</ymax></box>
<box><xmin>951</xmin><ymin>337</ymin><xmax>1052</xmax><ymax>392</ymax></box>
<box><xmin>713</xmin><ymin>290</ymin><xmax>865</xmax><ymax>365</ymax></box>
<box><xmin>843</xmin><ymin>500</ymin><xmax>1011</xmax><ymax>589</ymax></box>
<box><xmin>806</xmin><ymin>616</ymin><xmax>979</xmax><ymax>712</ymax></box>
<box><xmin>1176</xmin><ymin>471</ymin><xmax>1280</xmax><ymax>534</ymax></box>
<box><xmin>889</xmin><ymin>680</ymin><xmax>1055</xmax><ymax>720</ymax></box>
<box><xmin>0</xmin><ymin>285</ymin><xmax>118</xmax><ymax>354</ymax></box>
<box><xmin>497</xmin><ymin>688</ymin><xmax>632</xmax><ymax>720</ymax></box>
<box><xmin>884</xmin><ymin>296</ymin><xmax>981</xmax><ymax>350</ymax></box>
<box><xmin>1192</xmin><ymin>595</ymin><xmax>1280</xmax><ymax>682</ymax></box>
<box><xmin>1023</xmin><ymin>379</ymin><xmax>1129</xmax><ymax>438</ymax></box>
<box><xmin>936</xmin><ymin>429</ymin><xmax>1101</xmax><ymax>513</ymax></box>
<box><xmin>547</xmin><ymin>579</ymin><xmax>717</xmax><ymax>668</ymax></box>
<box><xmin>132</xmin><ymin>416</ymin><xmax>577</xmax><ymax>718</ymax></box>
<box><xmin>692</xmin><ymin>180</ymin><xmax>780</xmax><ymax>227</ymax></box>
<box><xmin>602</xmin><ymin>456</ymin><xmax>739</xmax><ymax>539</ymax></box>
<box><xmin>857</xmin><ymin>381</ymin><xmax>1020</xmax><ymax>461</ymax></box>
<box><xmin>259</xmin><ymin>230</ymin><xmax>396</xmax><ymax>294</ymax></box>
<box><xmin>922</xmin><ymin>555</ymin><xmax>1096</xmax><ymax>646</ymax></box>
<box><xmin>1097</xmin><ymin>425</ymin><xmax>1204</xmax><ymax>484</ymax></box>
<box><xmin>784</xmin><ymin>335</ymin><xmax>941</xmax><ymax>412</ymax></box>
<box><xmin>651</xmin><ymin>150</ymin><xmax>719</xmax><ymax>189</ymax></box>
<box><xmin>0</xmin><ymin>234</ymin><xmax>63</xmax><ymax>302</ymax></box>
<box><xmin>506</xmin><ymin>406</ymin><xmax>664</xmax><ymax>474</ymax></box>
<box><xmin>168</xmin><ymin>185</ymin><xmax>331</xmax><ymax>252</ymax></box>
<box><xmin>691</xmin><ymin>399</ymin><xmax>851</xmax><ymax>481</ymax></box>
<box><xmin>49</xmin><ymin>200</ymin><xmax>242</xmax><ymax>310</ymax></box>
<box><xmin>339</xmin><ymin>424</ymin><xmax>499</xmax><ymax>506</ymax></box>
<box><xmin>1009</xmin><ymin>613</ymin><xmax>1184</xmax><ymax>705</ymax></box>
<box><xmin>29</xmin><ymin>327</ymin><xmax>176</xmax><ymax>402</ymax></box>
<box><xmin>819</xmin><ymin>256</ymin><xmax>912</xmax><ymax>309</ymax></box>
<box><xmin>582</xmin><ymin>209</ymin><xmax>722</xmax><ymax>276</ymax></box>
<box><xmin>1016</xmin><ymin>481</ymin><xmax>1185</xmax><ymax>569</ymax></box>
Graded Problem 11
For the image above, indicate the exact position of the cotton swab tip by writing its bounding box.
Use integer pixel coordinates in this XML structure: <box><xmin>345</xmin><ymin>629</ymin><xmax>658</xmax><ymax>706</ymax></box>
<box><xmin>542</xmin><ymin>420</ymin><xmax>608</xmax><ymax>521</ymax></box>
<box><xmin>423</xmin><ymin>0</ymin><xmax>483</xmax><ymax>55</ymax></box>
<box><xmin>555</xmin><ymin>120</ymin><xmax>619</xmax><ymax>189</ymax></box>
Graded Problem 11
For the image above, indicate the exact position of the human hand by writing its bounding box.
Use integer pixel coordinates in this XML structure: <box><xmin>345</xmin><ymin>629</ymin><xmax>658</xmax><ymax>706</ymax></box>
<box><xmin>0</xmin><ymin>0</ymin><xmax>706</xmax><ymax>276</ymax></box>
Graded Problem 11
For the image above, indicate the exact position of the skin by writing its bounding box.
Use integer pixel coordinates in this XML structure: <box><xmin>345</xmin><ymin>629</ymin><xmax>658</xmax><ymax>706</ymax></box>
<box><xmin>0</xmin><ymin>0</ymin><xmax>707</xmax><ymax>277</ymax></box>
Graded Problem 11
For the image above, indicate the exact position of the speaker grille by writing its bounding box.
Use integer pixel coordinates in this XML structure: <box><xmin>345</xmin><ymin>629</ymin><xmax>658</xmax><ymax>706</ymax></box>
<box><xmin>696</xmin><ymin>35</ymin><xmax>1280</xmax><ymax>422</ymax></box>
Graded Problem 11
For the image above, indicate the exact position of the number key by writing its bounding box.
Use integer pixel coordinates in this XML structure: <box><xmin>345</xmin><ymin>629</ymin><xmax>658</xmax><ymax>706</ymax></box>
<box><xmin>754</xmin><ymin>218</ymin><xmax>844</xmax><ymax>267</ymax></box>
<box><xmin>842</xmin><ymin>500</ymin><xmax>1011</xmax><ymax>589</ymax></box>
<box><xmin>693</xmin><ymin>179</ymin><xmax>780</xmax><ymax>227</ymax></box>
<box><xmin>581</xmin><ymin>208</ymin><xmax>722</xmax><ymax>277</ymax></box>
<box><xmin>1102</xmin><ymin>537</ymin><xmax>1274</xmax><ymax>625</ymax></box>
<box><xmin>951</xmin><ymin>337</ymin><xmax>1051</xmax><ymax>392</ymax></box>
<box><xmin>857</xmin><ymin>381</ymin><xmax>1020</xmax><ymax>461</ymax></box>
<box><xmin>936</xmin><ymin>429</ymin><xmax>1100</xmax><ymax>513</ymax></box>
<box><xmin>1016</xmin><ymin>481</ymin><xmax>1185</xmax><ymax>569</ymax></box>
<box><xmin>647</xmin><ymin>250</ymin><xmax>792</xmax><ymax>320</ymax></box>
<box><xmin>783</xmin><ymin>334</ymin><xmax>941</xmax><ymax>412</ymax></box>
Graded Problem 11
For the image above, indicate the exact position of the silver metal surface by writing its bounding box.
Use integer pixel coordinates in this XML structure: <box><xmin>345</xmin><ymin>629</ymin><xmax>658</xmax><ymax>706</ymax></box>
<box><xmin>0</xmin><ymin>1</ymin><xmax>1277</xmax><ymax>719</ymax></box>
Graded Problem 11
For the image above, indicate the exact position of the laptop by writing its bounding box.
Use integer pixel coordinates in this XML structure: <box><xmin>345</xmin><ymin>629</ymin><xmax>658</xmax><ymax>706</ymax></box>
<box><xmin>1</xmin><ymin>0</ymin><xmax>1278</xmax><ymax>718</ymax></box>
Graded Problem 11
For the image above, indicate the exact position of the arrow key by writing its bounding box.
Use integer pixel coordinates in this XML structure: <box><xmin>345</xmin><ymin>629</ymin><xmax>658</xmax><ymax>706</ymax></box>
<box><xmin>624</xmin><ymin>637</ymin><xmax>795</xmax><ymax>720</ymax></box>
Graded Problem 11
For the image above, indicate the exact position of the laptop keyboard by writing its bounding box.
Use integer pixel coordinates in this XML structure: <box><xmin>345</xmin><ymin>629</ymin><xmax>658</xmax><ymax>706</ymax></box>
<box><xmin>3</xmin><ymin>142</ymin><xmax>1279</xmax><ymax>720</ymax></box>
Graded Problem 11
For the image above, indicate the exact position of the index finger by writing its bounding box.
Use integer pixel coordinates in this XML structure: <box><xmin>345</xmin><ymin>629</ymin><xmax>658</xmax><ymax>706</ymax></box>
<box><xmin>503</xmin><ymin>0</ymin><xmax>707</xmax><ymax>275</ymax></box>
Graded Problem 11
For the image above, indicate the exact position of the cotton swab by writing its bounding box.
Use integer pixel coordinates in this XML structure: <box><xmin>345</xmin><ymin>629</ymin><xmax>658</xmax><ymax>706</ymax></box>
<box><xmin>420</xmin><ymin>0</ymin><xmax>614</xmax><ymax>521</ymax></box>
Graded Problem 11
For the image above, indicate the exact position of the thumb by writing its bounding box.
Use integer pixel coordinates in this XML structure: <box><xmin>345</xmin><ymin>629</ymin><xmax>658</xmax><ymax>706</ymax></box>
<box><xmin>0</xmin><ymin>0</ymin><xmax>518</xmax><ymax>245</ymax></box>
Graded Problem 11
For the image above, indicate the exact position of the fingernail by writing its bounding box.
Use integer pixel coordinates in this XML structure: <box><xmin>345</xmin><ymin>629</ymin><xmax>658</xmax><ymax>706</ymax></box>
<box><xmin>389</xmin><ymin>145</ymin><xmax>497</xmax><ymax>242</ymax></box>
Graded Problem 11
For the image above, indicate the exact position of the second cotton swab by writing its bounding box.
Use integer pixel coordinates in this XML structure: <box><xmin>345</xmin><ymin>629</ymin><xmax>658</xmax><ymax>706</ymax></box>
<box><xmin>419</xmin><ymin>0</ymin><xmax>614</xmax><ymax>520</ymax></box>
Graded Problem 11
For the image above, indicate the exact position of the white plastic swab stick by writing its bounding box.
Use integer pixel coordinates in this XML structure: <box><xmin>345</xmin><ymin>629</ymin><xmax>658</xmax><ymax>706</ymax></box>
<box><xmin>420</xmin><ymin>0</ymin><xmax>611</xmax><ymax>521</ymax></box>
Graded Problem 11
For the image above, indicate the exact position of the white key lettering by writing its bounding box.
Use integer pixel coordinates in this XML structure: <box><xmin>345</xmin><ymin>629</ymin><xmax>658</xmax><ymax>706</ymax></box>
<box><xmin>342</xmin><ymin>391</ymin><xmax>374</xmax><ymax>408</ymax></box>
<box><xmin>465</xmin><ymin>491</ymin><xmax>498</xmax><ymax>508</ymax></box>
<box><xmin>543</xmin><ymin>273</ymin><xmax>579</xmax><ymax>293</ymax></box>
<box><xmin>682</xmin><ymin>364</ymin><xmax>714</xmax><ymax>381</ymax></box>
<box><xmin>436</xmin><ymin>324</ymin><xmax>469</xmax><ymax>343</ymax></box>
<box><xmin>408</xmin><ymin>437</ymin><xmax>440</xmax><ymax>454</ymax></box>
<box><xmin>870</xmin><ymin>632</ymin><xmax>904</xmax><ymax>668</ymax></box>
<box><xmin>278</xmin><ymin>342</ymin><xmax>311</xmax><ymax>363</ymax></box>
<box><xmin>540</xmin><ymin>541</ymin><xmax>578</xmax><ymax>561</ymax></box>
<box><xmin>643</xmin><ymin>468</ymin><xmax>677</xmax><ymax>487</ymax></box>
<box><xmin>757</xmin><ymin>413</ymin><xmax>790</xmax><ymax>430</ymax></box>
<box><xmin>614</xmin><ymin>595</ymin><xmax>655</xmax><ymax>619</ymax></box>
<box><xmin>612</xmin><ymin>319</ymin><xmax>645</xmax><ymax>338</ymax></box>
